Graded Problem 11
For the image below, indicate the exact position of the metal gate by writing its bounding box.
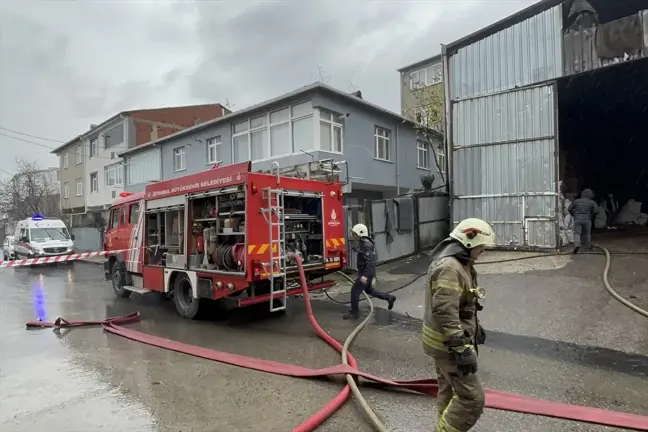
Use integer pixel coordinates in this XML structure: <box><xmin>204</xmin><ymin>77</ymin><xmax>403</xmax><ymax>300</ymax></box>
<box><xmin>450</xmin><ymin>84</ymin><xmax>558</xmax><ymax>249</ymax></box>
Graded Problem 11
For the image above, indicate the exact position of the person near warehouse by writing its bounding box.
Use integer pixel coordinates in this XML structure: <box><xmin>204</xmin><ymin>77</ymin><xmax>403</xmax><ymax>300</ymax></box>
<box><xmin>422</xmin><ymin>218</ymin><xmax>494</xmax><ymax>432</ymax></box>
<box><xmin>343</xmin><ymin>223</ymin><xmax>396</xmax><ymax>320</ymax></box>
<box><xmin>568</xmin><ymin>188</ymin><xmax>599</xmax><ymax>254</ymax></box>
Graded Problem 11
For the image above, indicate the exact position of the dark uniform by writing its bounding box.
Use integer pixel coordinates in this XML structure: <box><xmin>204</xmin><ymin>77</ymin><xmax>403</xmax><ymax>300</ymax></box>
<box><xmin>422</xmin><ymin>239</ymin><xmax>486</xmax><ymax>431</ymax></box>
<box><xmin>344</xmin><ymin>236</ymin><xmax>395</xmax><ymax>319</ymax></box>
<box><xmin>568</xmin><ymin>188</ymin><xmax>599</xmax><ymax>252</ymax></box>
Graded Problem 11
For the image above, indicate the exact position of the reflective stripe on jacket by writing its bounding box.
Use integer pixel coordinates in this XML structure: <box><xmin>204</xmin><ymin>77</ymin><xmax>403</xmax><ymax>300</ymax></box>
<box><xmin>422</xmin><ymin>256</ymin><xmax>480</xmax><ymax>356</ymax></box>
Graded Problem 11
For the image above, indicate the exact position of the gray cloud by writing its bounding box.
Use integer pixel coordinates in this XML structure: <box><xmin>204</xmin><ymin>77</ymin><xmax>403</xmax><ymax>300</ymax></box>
<box><xmin>0</xmin><ymin>0</ymin><xmax>535</xmax><ymax>178</ymax></box>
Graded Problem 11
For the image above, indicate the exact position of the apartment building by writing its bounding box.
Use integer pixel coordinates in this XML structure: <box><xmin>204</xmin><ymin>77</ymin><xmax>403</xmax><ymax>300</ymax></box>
<box><xmin>398</xmin><ymin>54</ymin><xmax>446</xmax><ymax>178</ymax></box>
<box><xmin>51</xmin><ymin>104</ymin><xmax>230</xmax><ymax>214</ymax></box>
<box><xmin>119</xmin><ymin>82</ymin><xmax>444</xmax><ymax>202</ymax></box>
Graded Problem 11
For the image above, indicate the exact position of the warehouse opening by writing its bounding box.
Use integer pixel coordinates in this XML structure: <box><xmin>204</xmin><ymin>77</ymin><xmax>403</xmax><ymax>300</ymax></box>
<box><xmin>558</xmin><ymin>57</ymin><xmax>648</xmax><ymax>244</ymax></box>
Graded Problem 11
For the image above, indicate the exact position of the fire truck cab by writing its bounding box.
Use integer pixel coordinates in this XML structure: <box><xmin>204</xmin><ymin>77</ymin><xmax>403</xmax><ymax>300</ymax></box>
<box><xmin>104</xmin><ymin>161</ymin><xmax>346</xmax><ymax>319</ymax></box>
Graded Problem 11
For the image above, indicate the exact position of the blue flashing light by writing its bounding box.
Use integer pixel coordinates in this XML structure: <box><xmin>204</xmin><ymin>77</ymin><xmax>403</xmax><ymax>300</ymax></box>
<box><xmin>31</xmin><ymin>213</ymin><xmax>45</xmax><ymax>221</ymax></box>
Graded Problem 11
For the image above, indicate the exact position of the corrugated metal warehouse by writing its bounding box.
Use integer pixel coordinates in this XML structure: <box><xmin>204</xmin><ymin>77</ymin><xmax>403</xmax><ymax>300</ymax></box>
<box><xmin>442</xmin><ymin>0</ymin><xmax>648</xmax><ymax>249</ymax></box>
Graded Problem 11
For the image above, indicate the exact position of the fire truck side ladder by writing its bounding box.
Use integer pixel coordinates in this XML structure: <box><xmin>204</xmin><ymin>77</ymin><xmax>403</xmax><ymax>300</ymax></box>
<box><xmin>262</xmin><ymin>187</ymin><xmax>287</xmax><ymax>312</ymax></box>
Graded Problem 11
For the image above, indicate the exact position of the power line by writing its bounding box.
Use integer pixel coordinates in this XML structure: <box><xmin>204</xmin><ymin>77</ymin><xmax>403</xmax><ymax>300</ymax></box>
<box><xmin>0</xmin><ymin>132</ymin><xmax>122</xmax><ymax>161</ymax></box>
<box><xmin>0</xmin><ymin>132</ymin><xmax>56</xmax><ymax>150</ymax></box>
<box><xmin>0</xmin><ymin>126</ymin><xmax>66</xmax><ymax>143</ymax></box>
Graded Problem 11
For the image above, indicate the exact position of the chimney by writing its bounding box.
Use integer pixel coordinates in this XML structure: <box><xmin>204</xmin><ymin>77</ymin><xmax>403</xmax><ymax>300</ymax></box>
<box><xmin>351</xmin><ymin>90</ymin><xmax>363</xmax><ymax>99</ymax></box>
<box><xmin>90</xmin><ymin>124</ymin><xmax>98</xmax><ymax>129</ymax></box>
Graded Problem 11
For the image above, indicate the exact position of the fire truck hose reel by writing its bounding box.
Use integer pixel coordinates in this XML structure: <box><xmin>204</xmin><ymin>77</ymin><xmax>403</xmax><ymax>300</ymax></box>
<box><xmin>24</xmin><ymin>257</ymin><xmax>648</xmax><ymax>431</ymax></box>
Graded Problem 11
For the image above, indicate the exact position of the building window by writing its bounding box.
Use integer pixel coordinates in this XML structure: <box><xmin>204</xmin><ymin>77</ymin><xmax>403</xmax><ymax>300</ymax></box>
<box><xmin>75</xmin><ymin>145</ymin><xmax>82</xmax><ymax>164</ymax></box>
<box><xmin>409</xmin><ymin>64</ymin><xmax>443</xmax><ymax>89</ymax></box>
<box><xmin>104</xmin><ymin>123</ymin><xmax>125</xmax><ymax>149</ymax></box>
<box><xmin>90</xmin><ymin>138</ymin><xmax>98</xmax><ymax>158</ymax></box>
<box><xmin>63</xmin><ymin>182</ymin><xmax>69</xmax><ymax>199</ymax></box>
<box><xmin>231</xmin><ymin>100</ymin><xmax>313</xmax><ymax>163</ymax></box>
<box><xmin>55</xmin><ymin>170</ymin><xmax>60</xmax><ymax>181</ymax></box>
<box><xmin>319</xmin><ymin>109</ymin><xmax>343</xmax><ymax>153</ymax></box>
<box><xmin>127</xmin><ymin>151</ymin><xmax>160</xmax><ymax>185</ymax></box>
<box><xmin>374</xmin><ymin>126</ymin><xmax>391</xmax><ymax>161</ymax></box>
<box><xmin>104</xmin><ymin>162</ymin><xmax>123</xmax><ymax>186</ymax></box>
<box><xmin>90</xmin><ymin>172</ymin><xmax>98</xmax><ymax>192</ymax></box>
<box><xmin>173</xmin><ymin>147</ymin><xmax>186</xmax><ymax>172</ymax></box>
<box><xmin>417</xmin><ymin>140</ymin><xmax>429</xmax><ymax>169</ymax></box>
<box><xmin>207</xmin><ymin>136</ymin><xmax>222</xmax><ymax>164</ymax></box>
<box><xmin>436</xmin><ymin>141</ymin><xmax>445</xmax><ymax>174</ymax></box>
<box><xmin>75</xmin><ymin>178</ymin><xmax>82</xmax><ymax>196</ymax></box>
<box><xmin>63</xmin><ymin>153</ymin><xmax>68</xmax><ymax>169</ymax></box>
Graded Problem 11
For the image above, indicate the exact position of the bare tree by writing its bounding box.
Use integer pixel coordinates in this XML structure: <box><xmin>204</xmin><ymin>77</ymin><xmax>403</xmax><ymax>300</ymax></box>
<box><xmin>0</xmin><ymin>159</ymin><xmax>60</xmax><ymax>221</ymax></box>
<box><xmin>406</xmin><ymin>82</ymin><xmax>446</xmax><ymax>185</ymax></box>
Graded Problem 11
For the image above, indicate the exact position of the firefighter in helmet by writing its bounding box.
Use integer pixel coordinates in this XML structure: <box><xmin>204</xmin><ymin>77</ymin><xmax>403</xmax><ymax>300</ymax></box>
<box><xmin>343</xmin><ymin>223</ymin><xmax>396</xmax><ymax>320</ymax></box>
<box><xmin>422</xmin><ymin>218</ymin><xmax>494</xmax><ymax>431</ymax></box>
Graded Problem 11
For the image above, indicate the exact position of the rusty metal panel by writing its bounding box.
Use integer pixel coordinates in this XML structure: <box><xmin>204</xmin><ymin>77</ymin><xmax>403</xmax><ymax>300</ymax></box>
<box><xmin>451</xmin><ymin>84</ymin><xmax>557</xmax><ymax>248</ymax></box>
<box><xmin>563</xmin><ymin>10</ymin><xmax>648</xmax><ymax>75</ymax></box>
<box><xmin>449</xmin><ymin>5</ymin><xmax>563</xmax><ymax>101</ymax></box>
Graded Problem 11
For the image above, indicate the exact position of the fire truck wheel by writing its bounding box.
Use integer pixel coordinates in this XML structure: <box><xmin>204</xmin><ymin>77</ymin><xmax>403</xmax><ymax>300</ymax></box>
<box><xmin>111</xmin><ymin>261</ymin><xmax>131</xmax><ymax>299</ymax></box>
<box><xmin>173</xmin><ymin>273</ymin><xmax>202</xmax><ymax>319</ymax></box>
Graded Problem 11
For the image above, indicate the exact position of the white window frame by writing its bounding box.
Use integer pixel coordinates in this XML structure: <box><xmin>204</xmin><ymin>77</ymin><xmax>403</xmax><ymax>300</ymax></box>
<box><xmin>230</xmin><ymin>100</ymin><xmax>314</xmax><ymax>163</ymax></box>
<box><xmin>409</xmin><ymin>64</ymin><xmax>443</xmax><ymax>90</ymax></box>
<box><xmin>104</xmin><ymin>162</ymin><xmax>123</xmax><ymax>187</ymax></box>
<box><xmin>89</xmin><ymin>172</ymin><xmax>98</xmax><ymax>193</ymax></box>
<box><xmin>417</xmin><ymin>140</ymin><xmax>429</xmax><ymax>170</ymax></box>
<box><xmin>374</xmin><ymin>126</ymin><xmax>391</xmax><ymax>161</ymax></box>
<box><xmin>75</xmin><ymin>178</ymin><xmax>82</xmax><ymax>196</ymax></box>
<box><xmin>206</xmin><ymin>136</ymin><xmax>222</xmax><ymax>164</ymax></box>
<box><xmin>318</xmin><ymin>109</ymin><xmax>343</xmax><ymax>153</ymax></box>
<box><xmin>63</xmin><ymin>153</ymin><xmax>68</xmax><ymax>169</ymax></box>
<box><xmin>63</xmin><ymin>182</ymin><xmax>69</xmax><ymax>199</ymax></box>
<box><xmin>173</xmin><ymin>146</ymin><xmax>186</xmax><ymax>172</ymax></box>
<box><xmin>436</xmin><ymin>141</ymin><xmax>446</xmax><ymax>174</ymax></box>
<box><xmin>75</xmin><ymin>145</ymin><xmax>82</xmax><ymax>164</ymax></box>
<box><xmin>55</xmin><ymin>170</ymin><xmax>60</xmax><ymax>181</ymax></box>
<box><xmin>90</xmin><ymin>138</ymin><xmax>98</xmax><ymax>158</ymax></box>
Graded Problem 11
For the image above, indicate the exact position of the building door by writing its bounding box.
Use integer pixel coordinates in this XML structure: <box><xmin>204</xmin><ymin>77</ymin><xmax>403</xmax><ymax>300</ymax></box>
<box><xmin>450</xmin><ymin>83</ymin><xmax>559</xmax><ymax>248</ymax></box>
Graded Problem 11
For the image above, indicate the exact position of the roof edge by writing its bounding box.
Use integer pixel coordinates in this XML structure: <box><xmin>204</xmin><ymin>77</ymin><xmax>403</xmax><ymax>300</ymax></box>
<box><xmin>446</xmin><ymin>0</ymin><xmax>561</xmax><ymax>54</ymax></box>
<box><xmin>397</xmin><ymin>53</ymin><xmax>443</xmax><ymax>73</ymax></box>
<box><xmin>119</xmin><ymin>82</ymin><xmax>424</xmax><ymax>158</ymax></box>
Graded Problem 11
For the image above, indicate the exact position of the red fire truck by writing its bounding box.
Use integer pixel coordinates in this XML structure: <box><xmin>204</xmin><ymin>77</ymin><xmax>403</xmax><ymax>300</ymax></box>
<box><xmin>103</xmin><ymin>161</ymin><xmax>347</xmax><ymax>319</ymax></box>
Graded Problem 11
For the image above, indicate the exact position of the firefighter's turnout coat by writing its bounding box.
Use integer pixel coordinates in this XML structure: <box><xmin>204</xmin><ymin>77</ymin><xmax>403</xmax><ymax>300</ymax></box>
<box><xmin>422</xmin><ymin>241</ymin><xmax>482</xmax><ymax>357</ymax></box>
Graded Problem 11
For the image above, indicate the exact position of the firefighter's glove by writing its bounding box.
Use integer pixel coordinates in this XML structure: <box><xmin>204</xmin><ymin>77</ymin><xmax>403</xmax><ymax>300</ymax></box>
<box><xmin>476</xmin><ymin>324</ymin><xmax>486</xmax><ymax>345</ymax></box>
<box><xmin>448</xmin><ymin>334</ymin><xmax>478</xmax><ymax>376</ymax></box>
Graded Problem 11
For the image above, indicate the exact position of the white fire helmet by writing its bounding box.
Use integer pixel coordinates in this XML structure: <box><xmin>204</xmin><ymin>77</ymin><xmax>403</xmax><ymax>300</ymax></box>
<box><xmin>350</xmin><ymin>223</ymin><xmax>369</xmax><ymax>238</ymax></box>
<box><xmin>450</xmin><ymin>218</ymin><xmax>495</xmax><ymax>249</ymax></box>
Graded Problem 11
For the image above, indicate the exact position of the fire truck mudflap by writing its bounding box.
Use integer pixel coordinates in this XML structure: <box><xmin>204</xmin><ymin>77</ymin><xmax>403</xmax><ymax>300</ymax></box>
<box><xmin>103</xmin><ymin>161</ymin><xmax>347</xmax><ymax>319</ymax></box>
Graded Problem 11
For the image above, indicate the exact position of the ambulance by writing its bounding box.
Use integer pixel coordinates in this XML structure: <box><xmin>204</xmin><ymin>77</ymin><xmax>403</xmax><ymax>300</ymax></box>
<box><xmin>13</xmin><ymin>214</ymin><xmax>75</xmax><ymax>260</ymax></box>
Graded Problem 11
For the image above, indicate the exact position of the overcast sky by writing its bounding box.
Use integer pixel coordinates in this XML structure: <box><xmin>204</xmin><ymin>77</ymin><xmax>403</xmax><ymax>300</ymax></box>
<box><xmin>0</xmin><ymin>0</ymin><xmax>535</xmax><ymax>180</ymax></box>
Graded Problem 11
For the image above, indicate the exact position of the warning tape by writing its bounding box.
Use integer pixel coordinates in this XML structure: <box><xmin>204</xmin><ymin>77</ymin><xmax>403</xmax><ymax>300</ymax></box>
<box><xmin>0</xmin><ymin>248</ymin><xmax>131</xmax><ymax>268</ymax></box>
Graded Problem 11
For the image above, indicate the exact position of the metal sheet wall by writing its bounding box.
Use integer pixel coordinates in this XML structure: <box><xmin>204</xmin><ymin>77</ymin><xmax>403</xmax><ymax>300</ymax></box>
<box><xmin>563</xmin><ymin>10</ymin><xmax>648</xmax><ymax>75</ymax></box>
<box><xmin>449</xmin><ymin>5</ymin><xmax>563</xmax><ymax>101</ymax></box>
<box><xmin>451</xmin><ymin>85</ymin><xmax>557</xmax><ymax>248</ymax></box>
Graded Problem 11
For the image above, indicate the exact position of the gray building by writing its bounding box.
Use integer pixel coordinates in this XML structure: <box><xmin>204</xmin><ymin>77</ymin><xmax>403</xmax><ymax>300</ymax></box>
<box><xmin>398</xmin><ymin>54</ymin><xmax>443</xmax><ymax>124</ymax></box>
<box><xmin>119</xmin><ymin>83</ymin><xmax>444</xmax><ymax>203</ymax></box>
<box><xmin>442</xmin><ymin>0</ymin><xmax>648</xmax><ymax>249</ymax></box>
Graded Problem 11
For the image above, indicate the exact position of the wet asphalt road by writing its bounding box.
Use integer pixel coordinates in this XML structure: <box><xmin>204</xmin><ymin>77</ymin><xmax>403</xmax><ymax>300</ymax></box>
<box><xmin>1</xmin><ymin>257</ymin><xmax>647</xmax><ymax>432</ymax></box>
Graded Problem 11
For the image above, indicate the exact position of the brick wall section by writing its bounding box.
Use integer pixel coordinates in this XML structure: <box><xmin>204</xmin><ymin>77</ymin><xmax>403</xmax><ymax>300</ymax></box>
<box><xmin>129</xmin><ymin>104</ymin><xmax>231</xmax><ymax>146</ymax></box>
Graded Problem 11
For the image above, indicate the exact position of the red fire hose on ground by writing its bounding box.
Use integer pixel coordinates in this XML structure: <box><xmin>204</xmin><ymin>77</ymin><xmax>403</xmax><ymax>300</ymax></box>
<box><xmin>26</xmin><ymin>255</ymin><xmax>648</xmax><ymax>431</ymax></box>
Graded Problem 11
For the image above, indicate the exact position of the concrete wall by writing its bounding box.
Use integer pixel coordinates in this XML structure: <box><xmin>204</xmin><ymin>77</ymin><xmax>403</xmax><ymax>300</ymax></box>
<box><xmin>58</xmin><ymin>138</ymin><xmax>86</xmax><ymax>213</ymax></box>
<box><xmin>418</xmin><ymin>195</ymin><xmax>450</xmax><ymax>249</ymax></box>
<box><xmin>72</xmin><ymin>227</ymin><xmax>103</xmax><ymax>252</ymax></box>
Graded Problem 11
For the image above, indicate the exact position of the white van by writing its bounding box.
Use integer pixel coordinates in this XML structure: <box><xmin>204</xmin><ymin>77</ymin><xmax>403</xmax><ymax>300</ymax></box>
<box><xmin>13</xmin><ymin>215</ymin><xmax>75</xmax><ymax>259</ymax></box>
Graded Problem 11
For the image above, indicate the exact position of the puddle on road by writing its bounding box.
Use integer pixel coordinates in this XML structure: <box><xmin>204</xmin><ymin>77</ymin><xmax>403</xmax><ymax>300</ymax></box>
<box><xmin>0</xmin><ymin>264</ymin><xmax>158</xmax><ymax>431</ymax></box>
